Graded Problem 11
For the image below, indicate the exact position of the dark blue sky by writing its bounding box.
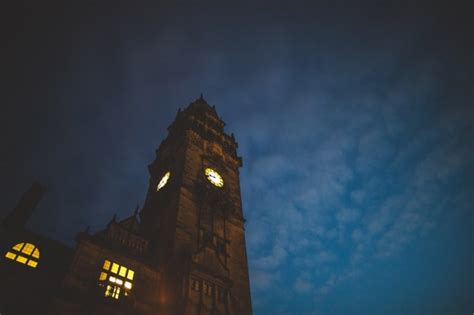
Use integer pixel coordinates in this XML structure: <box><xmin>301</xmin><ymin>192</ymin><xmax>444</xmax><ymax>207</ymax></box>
<box><xmin>1</xmin><ymin>2</ymin><xmax>472</xmax><ymax>314</ymax></box>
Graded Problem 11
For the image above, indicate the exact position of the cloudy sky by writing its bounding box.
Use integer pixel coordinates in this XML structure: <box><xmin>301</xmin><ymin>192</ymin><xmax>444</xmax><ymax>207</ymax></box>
<box><xmin>1</xmin><ymin>2</ymin><xmax>472</xmax><ymax>314</ymax></box>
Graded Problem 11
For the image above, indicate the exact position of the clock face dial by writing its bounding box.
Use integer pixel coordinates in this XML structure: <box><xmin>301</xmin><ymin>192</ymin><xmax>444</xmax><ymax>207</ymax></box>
<box><xmin>205</xmin><ymin>168</ymin><xmax>224</xmax><ymax>187</ymax></box>
<box><xmin>157</xmin><ymin>172</ymin><xmax>171</xmax><ymax>191</ymax></box>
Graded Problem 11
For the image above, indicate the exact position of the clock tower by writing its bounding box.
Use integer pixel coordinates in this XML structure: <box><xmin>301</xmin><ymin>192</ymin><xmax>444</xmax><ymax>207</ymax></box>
<box><xmin>140</xmin><ymin>96</ymin><xmax>253</xmax><ymax>315</ymax></box>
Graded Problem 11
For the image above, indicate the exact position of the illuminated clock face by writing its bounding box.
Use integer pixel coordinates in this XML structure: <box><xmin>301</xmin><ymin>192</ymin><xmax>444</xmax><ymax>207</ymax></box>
<box><xmin>156</xmin><ymin>172</ymin><xmax>171</xmax><ymax>191</ymax></box>
<box><xmin>205</xmin><ymin>168</ymin><xmax>224</xmax><ymax>187</ymax></box>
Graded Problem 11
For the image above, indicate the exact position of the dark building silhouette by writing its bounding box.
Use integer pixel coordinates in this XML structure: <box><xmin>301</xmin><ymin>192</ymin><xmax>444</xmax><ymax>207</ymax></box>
<box><xmin>0</xmin><ymin>97</ymin><xmax>253</xmax><ymax>315</ymax></box>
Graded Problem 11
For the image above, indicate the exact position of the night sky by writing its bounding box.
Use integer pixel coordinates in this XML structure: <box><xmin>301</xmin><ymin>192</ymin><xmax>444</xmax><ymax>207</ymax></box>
<box><xmin>1</xmin><ymin>2</ymin><xmax>473</xmax><ymax>314</ymax></box>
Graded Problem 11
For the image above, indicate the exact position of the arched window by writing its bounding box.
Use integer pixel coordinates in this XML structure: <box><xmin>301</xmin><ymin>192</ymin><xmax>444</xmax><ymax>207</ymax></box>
<box><xmin>4</xmin><ymin>242</ymin><xmax>40</xmax><ymax>268</ymax></box>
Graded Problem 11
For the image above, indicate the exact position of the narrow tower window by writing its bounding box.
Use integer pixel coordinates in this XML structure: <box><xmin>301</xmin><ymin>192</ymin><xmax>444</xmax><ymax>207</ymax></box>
<box><xmin>4</xmin><ymin>242</ymin><xmax>40</xmax><ymax>268</ymax></box>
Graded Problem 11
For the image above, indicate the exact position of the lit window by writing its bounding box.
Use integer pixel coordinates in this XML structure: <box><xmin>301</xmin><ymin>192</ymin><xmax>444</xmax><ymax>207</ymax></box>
<box><xmin>4</xmin><ymin>242</ymin><xmax>40</xmax><ymax>269</ymax></box>
<box><xmin>99</xmin><ymin>272</ymin><xmax>107</xmax><ymax>281</ymax></box>
<box><xmin>22</xmin><ymin>243</ymin><xmax>34</xmax><ymax>255</ymax></box>
<box><xmin>12</xmin><ymin>243</ymin><xmax>23</xmax><ymax>251</ymax></box>
<box><xmin>5</xmin><ymin>252</ymin><xmax>16</xmax><ymax>260</ymax></box>
<box><xmin>27</xmin><ymin>260</ymin><xmax>38</xmax><ymax>268</ymax></box>
<box><xmin>32</xmin><ymin>248</ymin><xmax>40</xmax><ymax>259</ymax></box>
<box><xmin>119</xmin><ymin>266</ymin><xmax>127</xmax><ymax>277</ymax></box>
<box><xmin>103</xmin><ymin>260</ymin><xmax>111</xmax><ymax>270</ymax></box>
<box><xmin>16</xmin><ymin>256</ymin><xmax>28</xmax><ymax>264</ymax></box>
<box><xmin>98</xmin><ymin>259</ymin><xmax>134</xmax><ymax>300</ymax></box>
<box><xmin>111</xmin><ymin>263</ymin><xmax>119</xmax><ymax>274</ymax></box>
<box><xmin>105</xmin><ymin>285</ymin><xmax>121</xmax><ymax>299</ymax></box>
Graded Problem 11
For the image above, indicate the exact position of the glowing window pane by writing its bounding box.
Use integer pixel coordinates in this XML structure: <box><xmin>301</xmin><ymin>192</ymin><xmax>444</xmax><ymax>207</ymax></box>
<box><xmin>27</xmin><ymin>260</ymin><xmax>38</xmax><ymax>268</ymax></box>
<box><xmin>107</xmin><ymin>285</ymin><xmax>121</xmax><ymax>299</ymax></box>
<box><xmin>5</xmin><ymin>252</ymin><xmax>16</xmax><ymax>260</ymax></box>
<box><xmin>111</xmin><ymin>263</ymin><xmax>119</xmax><ymax>274</ymax></box>
<box><xmin>13</xmin><ymin>243</ymin><xmax>24</xmax><ymax>251</ymax></box>
<box><xmin>105</xmin><ymin>285</ymin><xmax>112</xmax><ymax>297</ymax></box>
<box><xmin>157</xmin><ymin>171</ymin><xmax>171</xmax><ymax>191</ymax></box>
<box><xmin>22</xmin><ymin>243</ymin><xmax>35</xmax><ymax>255</ymax></box>
<box><xmin>101</xmin><ymin>259</ymin><xmax>134</xmax><ymax>300</ymax></box>
<box><xmin>119</xmin><ymin>266</ymin><xmax>127</xmax><ymax>277</ymax></box>
<box><xmin>16</xmin><ymin>256</ymin><xmax>28</xmax><ymax>264</ymax></box>
<box><xmin>99</xmin><ymin>272</ymin><xmax>107</xmax><ymax>281</ymax></box>
<box><xmin>103</xmin><ymin>260</ymin><xmax>111</xmax><ymax>270</ymax></box>
<box><xmin>114</xmin><ymin>287</ymin><xmax>120</xmax><ymax>299</ymax></box>
<box><xmin>204</xmin><ymin>168</ymin><xmax>224</xmax><ymax>187</ymax></box>
<box><xmin>5</xmin><ymin>242</ymin><xmax>39</xmax><ymax>268</ymax></box>
<box><xmin>32</xmin><ymin>248</ymin><xmax>40</xmax><ymax>259</ymax></box>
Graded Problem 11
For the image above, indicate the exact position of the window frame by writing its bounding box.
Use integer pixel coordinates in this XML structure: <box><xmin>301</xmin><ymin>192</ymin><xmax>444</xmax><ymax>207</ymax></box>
<box><xmin>4</xmin><ymin>242</ymin><xmax>40</xmax><ymax>268</ymax></box>
<box><xmin>98</xmin><ymin>259</ymin><xmax>134</xmax><ymax>300</ymax></box>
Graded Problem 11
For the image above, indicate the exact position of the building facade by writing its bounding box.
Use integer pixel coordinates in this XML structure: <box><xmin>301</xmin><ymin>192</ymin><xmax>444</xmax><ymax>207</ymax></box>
<box><xmin>0</xmin><ymin>97</ymin><xmax>253</xmax><ymax>315</ymax></box>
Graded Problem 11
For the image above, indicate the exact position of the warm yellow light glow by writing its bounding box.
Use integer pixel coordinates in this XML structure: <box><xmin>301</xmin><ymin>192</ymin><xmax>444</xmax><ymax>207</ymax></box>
<box><xmin>5</xmin><ymin>252</ymin><xmax>16</xmax><ymax>260</ymax></box>
<box><xmin>119</xmin><ymin>266</ymin><xmax>127</xmax><ymax>277</ymax></box>
<box><xmin>103</xmin><ymin>260</ymin><xmax>111</xmax><ymax>270</ymax></box>
<box><xmin>27</xmin><ymin>260</ymin><xmax>38</xmax><ymax>268</ymax></box>
<box><xmin>16</xmin><ymin>256</ymin><xmax>28</xmax><ymax>264</ymax></box>
<box><xmin>13</xmin><ymin>243</ymin><xmax>24</xmax><ymax>251</ymax></box>
<box><xmin>22</xmin><ymin>243</ymin><xmax>34</xmax><ymax>255</ymax></box>
<box><xmin>32</xmin><ymin>248</ymin><xmax>40</xmax><ymax>259</ymax></box>
<box><xmin>105</xmin><ymin>285</ymin><xmax>112</xmax><ymax>297</ymax></box>
<box><xmin>105</xmin><ymin>285</ymin><xmax>120</xmax><ymax>299</ymax></box>
<box><xmin>100</xmin><ymin>259</ymin><xmax>135</xmax><ymax>300</ymax></box>
<box><xmin>99</xmin><ymin>272</ymin><xmax>107</xmax><ymax>281</ymax></box>
<box><xmin>111</xmin><ymin>263</ymin><xmax>119</xmax><ymax>274</ymax></box>
<box><xmin>4</xmin><ymin>242</ymin><xmax>40</xmax><ymax>268</ymax></box>
<box><xmin>205</xmin><ymin>168</ymin><xmax>224</xmax><ymax>187</ymax></box>
<box><xmin>157</xmin><ymin>171</ymin><xmax>171</xmax><ymax>191</ymax></box>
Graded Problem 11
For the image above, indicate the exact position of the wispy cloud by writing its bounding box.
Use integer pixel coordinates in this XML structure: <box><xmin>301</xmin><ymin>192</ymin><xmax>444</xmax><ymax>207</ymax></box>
<box><xmin>238</xmin><ymin>41</ymin><xmax>472</xmax><ymax>309</ymax></box>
